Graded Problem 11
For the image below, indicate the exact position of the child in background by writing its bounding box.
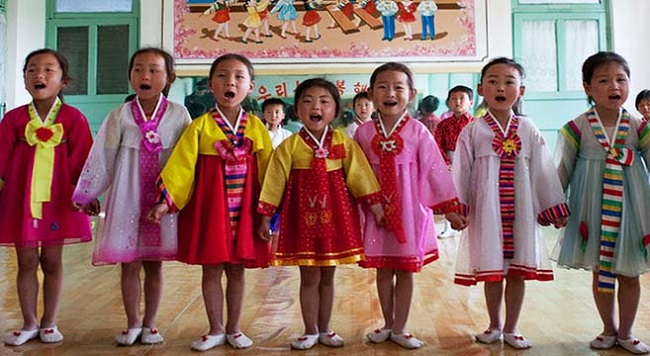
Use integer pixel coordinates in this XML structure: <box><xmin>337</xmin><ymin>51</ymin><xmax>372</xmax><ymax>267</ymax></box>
<box><xmin>1</xmin><ymin>49</ymin><xmax>93</xmax><ymax>346</ymax></box>
<box><xmin>72</xmin><ymin>48</ymin><xmax>191</xmax><ymax>346</ymax></box>
<box><xmin>148</xmin><ymin>53</ymin><xmax>273</xmax><ymax>351</ymax></box>
<box><xmin>355</xmin><ymin>62</ymin><xmax>465</xmax><ymax>349</ymax></box>
<box><xmin>553</xmin><ymin>52</ymin><xmax>650</xmax><ymax>354</ymax></box>
<box><xmin>257</xmin><ymin>78</ymin><xmax>384</xmax><ymax>350</ymax></box>
<box><xmin>417</xmin><ymin>94</ymin><xmax>440</xmax><ymax>134</ymax></box>
<box><xmin>345</xmin><ymin>91</ymin><xmax>374</xmax><ymax>137</ymax></box>
<box><xmin>635</xmin><ymin>89</ymin><xmax>650</xmax><ymax>122</ymax></box>
<box><xmin>262</xmin><ymin>97</ymin><xmax>292</xmax><ymax>148</ymax></box>
<box><xmin>453</xmin><ymin>57</ymin><xmax>569</xmax><ymax>349</ymax></box>
<box><xmin>434</xmin><ymin>85</ymin><xmax>474</xmax><ymax>239</ymax></box>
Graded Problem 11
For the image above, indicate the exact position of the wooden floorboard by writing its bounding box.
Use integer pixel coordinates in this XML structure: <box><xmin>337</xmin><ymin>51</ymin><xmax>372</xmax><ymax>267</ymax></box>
<box><xmin>2</xmin><ymin>222</ymin><xmax>649</xmax><ymax>355</ymax></box>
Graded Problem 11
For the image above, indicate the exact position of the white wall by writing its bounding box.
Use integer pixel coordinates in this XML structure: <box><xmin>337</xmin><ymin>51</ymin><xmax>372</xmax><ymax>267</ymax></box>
<box><xmin>6</xmin><ymin>0</ymin><xmax>46</xmax><ymax>109</ymax></box>
<box><xmin>610</xmin><ymin>0</ymin><xmax>650</xmax><ymax>114</ymax></box>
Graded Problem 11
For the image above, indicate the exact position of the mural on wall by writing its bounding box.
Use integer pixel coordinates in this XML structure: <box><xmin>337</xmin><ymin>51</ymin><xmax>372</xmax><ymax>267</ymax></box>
<box><xmin>172</xmin><ymin>0</ymin><xmax>486</xmax><ymax>63</ymax></box>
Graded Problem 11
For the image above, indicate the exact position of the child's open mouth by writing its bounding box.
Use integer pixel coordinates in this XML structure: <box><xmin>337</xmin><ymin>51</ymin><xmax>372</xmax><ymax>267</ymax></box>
<box><xmin>495</xmin><ymin>96</ymin><xmax>507</xmax><ymax>102</ymax></box>
<box><xmin>225</xmin><ymin>91</ymin><xmax>235</xmax><ymax>99</ymax></box>
<box><xmin>139</xmin><ymin>84</ymin><xmax>152</xmax><ymax>90</ymax></box>
<box><xmin>34</xmin><ymin>83</ymin><xmax>46</xmax><ymax>90</ymax></box>
<box><xmin>309</xmin><ymin>115</ymin><xmax>322</xmax><ymax>122</ymax></box>
<box><xmin>383</xmin><ymin>101</ymin><xmax>398</xmax><ymax>107</ymax></box>
<box><xmin>608</xmin><ymin>95</ymin><xmax>621</xmax><ymax>100</ymax></box>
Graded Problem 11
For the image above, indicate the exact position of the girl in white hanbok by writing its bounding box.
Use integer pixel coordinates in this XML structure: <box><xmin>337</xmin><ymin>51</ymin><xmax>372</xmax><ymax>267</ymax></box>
<box><xmin>72</xmin><ymin>48</ymin><xmax>191</xmax><ymax>346</ymax></box>
<box><xmin>453</xmin><ymin>57</ymin><xmax>569</xmax><ymax>349</ymax></box>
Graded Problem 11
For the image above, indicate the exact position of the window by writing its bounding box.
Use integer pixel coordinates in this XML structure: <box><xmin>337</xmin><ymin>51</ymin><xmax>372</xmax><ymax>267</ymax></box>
<box><xmin>46</xmin><ymin>0</ymin><xmax>139</xmax><ymax>132</ymax></box>
<box><xmin>512</xmin><ymin>0</ymin><xmax>608</xmax><ymax>98</ymax></box>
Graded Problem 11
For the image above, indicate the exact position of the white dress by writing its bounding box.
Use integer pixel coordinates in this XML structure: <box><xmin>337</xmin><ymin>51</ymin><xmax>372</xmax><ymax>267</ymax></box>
<box><xmin>73</xmin><ymin>101</ymin><xmax>191</xmax><ymax>265</ymax></box>
<box><xmin>453</xmin><ymin>115</ymin><xmax>568</xmax><ymax>285</ymax></box>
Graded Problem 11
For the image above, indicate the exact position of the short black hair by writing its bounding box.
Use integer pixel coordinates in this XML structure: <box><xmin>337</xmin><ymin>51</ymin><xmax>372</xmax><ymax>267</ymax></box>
<box><xmin>447</xmin><ymin>85</ymin><xmax>474</xmax><ymax>102</ymax></box>
<box><xmin>635</xmin><ymin>89</ymin><xmax>650</xmax><ymax>110</ymax></box>
<box><xmin>262</xmin><ymin>97</ymin><xmax>286</xmax><ymax>112</ymax></box>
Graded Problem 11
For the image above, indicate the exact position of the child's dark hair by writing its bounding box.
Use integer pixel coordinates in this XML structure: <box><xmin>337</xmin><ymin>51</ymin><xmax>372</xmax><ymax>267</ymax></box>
<box><xmin>418</xmin><ymin>95</ymin><xmax>439</xmax><ymax>115</ymax></box>
<box><xmin>23</xmin><ymin>48</ymin><xmax>72</xmax><ymax>98</ymax></box>
<box><xmin>352</xmin><ymin>91</ymin><xmax>370</xmax><ymax>108</ymax></box>
<box><xmin>209</xmin><ymin>53</ymin><xmax>255</xmax><ymax>81</ymax></box>
<box><xmin>294</xmin><ymin>78</ymin><xmax>342</xmax><ymax>119</ymax></box>
<box><xmin>636</xmin><ymin>89</ymin><xmax>650</xmax><ymax>110</ymax></box>
<box><xmin>369</xmin><ymin>62</ymin><xmax>414</xmax><ymax>90</ymax></box>
<box><xmin>128</xmin><ymin>47</ymin><xmax>176</xmax><ymax>96</ymax></box>
<box><xmin>582</xmin><ymin>52</ymin><xmax>630</xmax><ymax>105</ymax></box>
<box><xmin>480</xmin><ymin>57</ymin><xmax>525</xmax><ymax>84</ymax></box>
<box><xmin>262</xmin><ymin>97</ymin><xmax>286</xmax><ymax>112</ymax></box>
<box><xmin>446</xmin><ymin>85</ymin><xmax>474</xmax><ymax>102</ymax></box>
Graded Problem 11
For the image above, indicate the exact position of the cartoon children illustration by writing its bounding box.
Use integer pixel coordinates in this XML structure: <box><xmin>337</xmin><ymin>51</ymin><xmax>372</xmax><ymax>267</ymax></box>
<box><xmin>202</xmin><ymin>0</ymin><xmax>232</xmax><ymax>40</ymax></box>
<box><xmin>242</xmin><ymin>0</ymin><xmax>271</xmax><ymax>44</ymax></box>
<box><xmin>396</xmin><ymin>0</ymin><xmax>416</xmax><ymax>41</ymax></box>
<box><xmin>416</xmin><ymin>0</ymin><xmax>436</xmax><ymax>40</ymax></box>
<box><xmin>303</xmin><ymin>0</ymin><xmax>324</xmax><ymax>42</ymax></box>
<box><xmin>270</xmin><ymin>0</ymin><xmax>300</xmax><ymax>39</ymax></box>
<box><xmin>376</xmin><ymin>0</ymin><xmax>398</xmax><ymax>41</ymax></box>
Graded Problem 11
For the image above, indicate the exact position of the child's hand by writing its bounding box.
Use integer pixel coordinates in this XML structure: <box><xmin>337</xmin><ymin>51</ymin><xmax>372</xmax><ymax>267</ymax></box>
<box><xmin>258</xmin><ymin>216</ymin><xmax>273</xmax><ymax>242</ymax></box>
<box><xmin>446</xmin><ymin>212</ymin><xmax>468</xmax><ymax>231</ymax></box>
<box><xmin>369</xmin><ymin>203</ymin><xmax>385</xmax><ymax>227</ymax></box>
<box><xmin>84</xmin><ymin>199</ymin><xmax>101</xmax><ymax>216</ymax></box>
<box><xmin>552</xmin><ymin>216</ymin><xmax>568</xmax><ymax>228</ymax></box>
<box><xmin>147</xmin><ymin>204</ymin><xmax>169</xmax><ymax>224</ymax></box>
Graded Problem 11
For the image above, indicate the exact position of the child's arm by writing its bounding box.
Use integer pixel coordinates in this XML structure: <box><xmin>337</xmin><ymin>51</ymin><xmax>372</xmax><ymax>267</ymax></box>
<box><xmin>638</xmin><ymin>119</ymin><xmax>650</xmax><ymax>166</ymax></box>
<box><xmin>256</xmin><ymin>137</ymin><xmax>293</xmax><ymax>235</ymax></box>
<box><xmin>554</xmin><ymin>120</ymin><xmax>580</xmax><ymax>190</ymax></box>
<box><xmin>451</xmin><ymin>123</ymin><xmax>474</xmax><ymax>220</ymax></box>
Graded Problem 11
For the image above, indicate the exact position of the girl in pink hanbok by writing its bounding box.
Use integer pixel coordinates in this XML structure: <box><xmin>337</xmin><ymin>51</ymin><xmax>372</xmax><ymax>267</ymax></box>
<box><xmin>453</xmin><ymin>57</ymin><xmax>569</xmax><ymax>349</ymax></box>
<box><xmin>1</xmin><ymin>49</ymin><xmax>93</xmax><ymax>346</ymax></box>
<box><xmin>72</xmin><ymin>48</ymin><xmax>191</xmax><ymax>346</ymax></box>
<box><xmin>355</xmin><ymin>62</ymin><xmax>465</xmax><ymax>349</ymax></box>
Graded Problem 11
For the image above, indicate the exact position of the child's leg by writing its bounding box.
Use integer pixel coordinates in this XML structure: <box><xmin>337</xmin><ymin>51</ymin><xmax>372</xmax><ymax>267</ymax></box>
<box><xmin>391</xmin><ymin>270</ymin><xmax>413</xmax><ymax>334</ymax></box>
<box><xmin>592</xmin><ymin>271</ymin><xmax>617</xmax><ymax>336</ymax></box>
<box><xmin>40</xmin><ymin>245</ymin><xmax>64</xmax><ymax>328</ymax></box>
<box><xmin>223</xmin><ymin>263</ymin><xmax>245</xmax><ymax>334</ymax></box>
<box><xmin>298</xmin><ymin>266</ymin><xmax>322</xmax><ymax>335</ymax></box>
<box><xmin>617</xmin><ymin>275</ymin><xmax>640</xmax><ymax>339</ymax></box>
<box><xmin>317</xmin><ymin>266</ymin><xmax>336</xmax><ymax>332</ymax></box>
<box><xmin>484</xmin><ymin>281</ymin><xmax>503</xmax><ymax>331</ymax></box>
<box><xmin>121</xmin><ymin>261</ymin><xmax>144</xmax><ymax>329</ymax></box>
<box><xmin>503</xmin><ymin>275</ymin><xmax>525</xmax><ymax>334</ymax></box>
<box><xmin>15</xmin><ymin>247</ymin><xmax>40</xmax><ymax>331</ymax></box>
<box><xmin>142</xmin><ymin>261</ymin><xmax>163</xmax><ymax>329</ymax></box>
<box><xmin>202</xmin><ymin>264</ymin><xmax>226</xmax><ymax>335</ymax></box>
<box><xmin>375</xmin><ymin>268</ymin><xmax>395</xmax><ymax>329</ymax></box>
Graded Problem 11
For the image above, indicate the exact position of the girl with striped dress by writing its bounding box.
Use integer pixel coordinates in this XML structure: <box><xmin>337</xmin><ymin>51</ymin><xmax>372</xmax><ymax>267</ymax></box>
<box><xmin>553</xmin><ymin>52</ymin><xmax>650</xmax><ymax>354</ymax></box>
<box><xmin>149</xmin><ymin>54</ymin><xmax>272</xmax><ymax>352</ymax></box>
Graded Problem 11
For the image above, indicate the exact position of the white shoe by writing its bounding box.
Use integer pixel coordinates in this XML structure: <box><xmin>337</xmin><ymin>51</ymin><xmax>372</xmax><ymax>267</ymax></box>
<box><xmin>476</xmin><ymin>328</ymin><xmax>502</xmax><ymax>344</ymax></box>
<box><xmin>504</xmin><ymin>333</ymin><xmax>532</xmax><ymax>349</ymax></box>
<box><xmin>367</xmin><ymin>328</ymin><xmax>391</xmax><ymax>343</ymax></box>
<box><xmin>618</xmin><ymin>336</ymin><xmax>650</xmax><ymax>354</ymax></box>
<box><xmin>4</xmin><ymin>329</ymin><xmax>39</xmax><ymax>346</ymax></box>
<box><xmin>115</xmin><ymin>328</ymin><xmax>142</xmax><ymax>346</ymax></box>
<box><xmin>191</xmin><ymin>334</ymin><xmax>226</xmax><ymax>352</ymax></box>
<box><xmin>39</xmin><ymin>326</ymin><xmax>64</xmax><ymax>343</ymax></box>
<box><xmin>390</xmin><ymin>331</ymin><xmax>423</xmax><ymax>349</ymax></box>
<box><xmin>226</xmin><ymin>332</ymin><xmax>253</xmax><ymax>349</ymax></box>
<box><xmin>319</xmin><ymin>330</ymin><xmax>344</xmax><ymax>347</ymax></box>
<box><xmin>141</xmin><ymin>328</ymin><xmax>164</xmax><ymax>344</ymax></box>
<box><xmin>290</xmin><ymin>334</ymin><xmax>319</xmax><ymax>350</ymax></box>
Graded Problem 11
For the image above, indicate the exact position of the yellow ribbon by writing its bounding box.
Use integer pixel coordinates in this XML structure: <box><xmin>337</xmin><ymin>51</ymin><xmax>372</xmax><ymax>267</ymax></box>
<box><xmin>25</xmin><ymin>100</ymin><xmax>63</xmax><ymax>219</ymax></box>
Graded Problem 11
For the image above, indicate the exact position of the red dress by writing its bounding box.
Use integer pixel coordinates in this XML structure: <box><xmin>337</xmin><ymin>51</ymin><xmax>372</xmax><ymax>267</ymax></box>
<box><xmin>0</xmin><ymin>104</ymin><xmax>93</xmax><ymax>247</ymax></box>
<box><xmin>397</xmin><ymin>2</ymin><xmax>416</xmax><ymax>23</ymax></box>
<box><xmin>303</xmin><ymin>10</ymin><xmax>321</xmax><ymax>26</ymax></box>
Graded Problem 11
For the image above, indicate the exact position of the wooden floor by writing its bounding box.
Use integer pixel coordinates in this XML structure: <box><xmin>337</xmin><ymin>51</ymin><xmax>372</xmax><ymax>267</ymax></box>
<box><xmin>2</xmin><ymin>222</ymin><xmax>650</xmax><ymax>355</ymax></box>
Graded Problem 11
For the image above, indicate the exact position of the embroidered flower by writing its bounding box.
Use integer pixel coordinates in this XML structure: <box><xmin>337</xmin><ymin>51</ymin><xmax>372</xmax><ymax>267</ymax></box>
<box><xmin>315</xmin><ymin>147</ymin><xmax>329</xmax><ymax>158</ymax></box>
<box><xmin>35</xmin><ymin>127</ymin><xmax>54</xmax><ymax>142</ymax></box>
<box><xmin>380</xmin><ymin>140</ymin><xmax>397</xmax><ymax>152</ymax></box>
<box><xmin>145</xmin><ymin>130</ymin><xmax>160</xmax><ymax>145</ymax></box>
<box><xmin>502</xmin><ymin>138</ymin><xmax>517</xmax><ymax>156</ymax></box>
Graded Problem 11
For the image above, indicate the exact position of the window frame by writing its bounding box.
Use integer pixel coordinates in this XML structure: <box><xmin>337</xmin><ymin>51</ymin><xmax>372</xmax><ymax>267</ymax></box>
<box><xmin>511</xmin><ymin>0</ymin><xmax>609</xmax><ymax>100</ymax></box>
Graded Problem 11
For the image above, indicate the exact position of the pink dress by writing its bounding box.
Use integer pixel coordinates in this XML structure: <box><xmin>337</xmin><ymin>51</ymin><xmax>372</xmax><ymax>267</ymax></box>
<box><xmin>354</xmin><ymin>116</ymin><xmax>459</xmax><ymax>272</ymax></box>
<box><xmin>0</xmin><ymin>104</ymin><xmax>93</xmax><ymax>247</ymax></box>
